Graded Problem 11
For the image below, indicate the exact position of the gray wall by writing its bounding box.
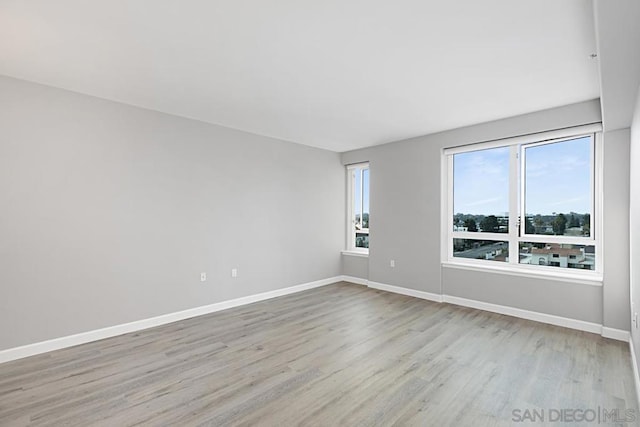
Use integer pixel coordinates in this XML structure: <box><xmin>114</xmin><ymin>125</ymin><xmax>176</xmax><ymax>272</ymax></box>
<box><xmin>341</xmin><ymin>99</ymin><xmax>631</xmax><ymax>326</ymax></box>
<box><xmin>0</xmin><ymin>76</ymin><xmax>344</xmax><ymax>351</ymax></box>
<box><xmin>443</xmin><ymin>268</ymin><xmax>603</xmax><ymax>324</ymax></box>
<box><xmin>630</xmin><ymin>87</ymin><xmax>640</xmax><ymax>372</ymax></box>
<box><xmin>342</xmin><ymin>255</ymin><xmax>368</xmax><ymax>280</ymax></box>
<box><xmin>602</xmin><ymin>129</ymin><xmax>631</xmax><ymax>330</ymax></box>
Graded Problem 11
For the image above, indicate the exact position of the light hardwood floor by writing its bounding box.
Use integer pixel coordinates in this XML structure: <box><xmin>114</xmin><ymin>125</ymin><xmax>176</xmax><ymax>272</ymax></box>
<box><xmin>0</xmin><ymin>282</ymin><xmax>637</xmax><ymax>426</ymax></box>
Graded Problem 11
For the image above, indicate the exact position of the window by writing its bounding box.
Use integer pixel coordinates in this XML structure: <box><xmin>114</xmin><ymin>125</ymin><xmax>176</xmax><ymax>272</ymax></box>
<box><xmin>444</xmin><ymin>125</ymin><xmax>601</xmax><ymax>278</ymax></box>
<box><xmin>346</xmin><ymin>163</ymin><xmax>369</xmax><ymax>253</ymax></box>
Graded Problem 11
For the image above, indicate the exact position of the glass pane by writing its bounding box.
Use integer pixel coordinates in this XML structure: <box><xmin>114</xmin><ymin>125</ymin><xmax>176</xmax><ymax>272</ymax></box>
<box><xmin>453</xmin><ymin>239</ymin><xmax>509</xmax><ymax>262</ymax></box>
<box><xmin>355</xmin><ymin>232</ymin><xmax>369</xmax><ymax>248</ymax></box>
<box><xmin>519</xmin><ymin>242</ymin><xmax>595</xmax><ymax>270</ymax></box>
<box><xmin>354</xmin><ymin>169</ymin><xmax>362</xmax><ymax>230</ymax></box>
<box><xmin>524</xmin><ymin>136</ymin><xmax>592</xmax><ymax>237</ymax></box>
<box><xmin>362</xmin><ymin>168</ymin><xmax>369</xmax><ymax>229</ymax></box>
<box><xmin>453</xmin><ymin>147</ymin><xmax>509</xmax><ymax>233</ymax></box>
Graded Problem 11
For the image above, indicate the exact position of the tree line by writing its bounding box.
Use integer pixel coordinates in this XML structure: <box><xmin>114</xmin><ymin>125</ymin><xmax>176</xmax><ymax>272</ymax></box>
<box><xmin>455</xmin><ymin>212</ymin><xmax>590</xmax><ymax>236</ymax></box>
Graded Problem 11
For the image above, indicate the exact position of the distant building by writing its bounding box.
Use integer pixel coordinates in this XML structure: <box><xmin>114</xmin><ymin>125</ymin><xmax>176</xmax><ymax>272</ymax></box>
<box><xmin>485</xmin><ymin>248</ymin><xmax>505</xmax><ymax>260</ymax></box>
<box><xmin>564</xmin><ymin>227</ymin><xmax>584</xmax><ymax>237</ymax></box>
<box><xmin>524</xmin><ymin>244</ymin><xmax>594</xmax><ymax>270</ymax></box>
<box><xmin>533</xmin><ymin>224</ymin><xmax>554</xmax><ymax>234</ymax></box>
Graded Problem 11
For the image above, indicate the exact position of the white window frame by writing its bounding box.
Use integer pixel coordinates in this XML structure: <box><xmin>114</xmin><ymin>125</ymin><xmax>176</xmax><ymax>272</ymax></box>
<box><xmin>441</xmin><ymin>124</ymin><xmax>603</xmax><ymax>283</ymax></box>
<box><xmin>345</xmin><ymin>162</ymin><xmax>369</xmax><ymax>254</ymax></box>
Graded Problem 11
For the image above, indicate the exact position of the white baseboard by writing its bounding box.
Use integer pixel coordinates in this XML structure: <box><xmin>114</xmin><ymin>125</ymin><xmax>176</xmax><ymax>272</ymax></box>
<box><xmin>361</xmin><ymin>281</ymin><xmax>629</xmax><ymax>341</ymax></box>
<box><xmin>602</xmin><ymin>327</ymin><xmax>630</xmax><ymax>342</ymax></box>
<box><xmin>340</xmin><ymin>275</ymin><xmax>368</xmax><ymax>286</ymax></box>
<box><xmin>367</xmin><ymin>281</ymin><xmax>443</xmax><ymax>303</ymax></box>
<box><xmin>0</xmin><ymin>276</ymin><xmax>342</xmax><ymax>365</ymax></box>
<box><xmin>630</xmin><ymin>337</ymin><xmax>640</xmax><ymax>410</ymax></box>
<box><xmin>2</xmin><ymin>275</ymin><xmax>630</xmax><ymax>365</ymax></box>
<box><xmin>442</xmin><ymin>294</ymin><xmax>603</xmax><ymax>335</ymax></box>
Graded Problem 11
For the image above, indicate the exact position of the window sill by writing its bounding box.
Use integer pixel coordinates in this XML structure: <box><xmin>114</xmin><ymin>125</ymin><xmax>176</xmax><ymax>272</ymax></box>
<box><xmin>341</xmin><ymin>250</ymin><xmax>369</xmax><ymax>258</ymax></box>
<box><xmin>441</xmin><ymin>261</ymin><xmax>603</xmax><ymax>286</ymax></box>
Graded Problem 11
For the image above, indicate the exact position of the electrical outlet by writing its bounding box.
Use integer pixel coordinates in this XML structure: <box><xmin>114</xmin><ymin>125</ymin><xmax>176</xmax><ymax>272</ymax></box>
<box><xmin>231</xmin><ymin>268</ymin><xmax>238</xmax><ymax>278</ymax></box>
<box><xmin>390</xmin><ymin>260</ymin><xmax>395</xmax><ymax>268</ymax></box>
<box><xmin>200</xmin><ymin>272</ymin><xmax>207</xmax><ymax>282</ymax></box>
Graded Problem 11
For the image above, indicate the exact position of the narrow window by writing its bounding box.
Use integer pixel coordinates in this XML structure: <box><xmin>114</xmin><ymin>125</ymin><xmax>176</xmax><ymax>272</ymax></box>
<box><xmin>346</xmin><ymin>163</ymin><xmax>369</xmax><ymax>252</ymax></box>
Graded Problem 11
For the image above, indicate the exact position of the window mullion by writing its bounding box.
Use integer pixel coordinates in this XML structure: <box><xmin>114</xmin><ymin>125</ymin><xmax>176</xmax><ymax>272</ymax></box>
<box><xmin>446</xmin><ymin>155</ymin><xmax>454</xmax><ymax>260</ymax></box>
<box><xmin>360</xmin><ymin>169</ymin><xmax>365</xmax><ymax>231</ymax></box>
<box><xmin>509</xmin><ymin>145</ymin><xmax>520</xmax><ymax>265</ymax></box>
<box><xmin>348</xmin><ymin>169</ymin><xmax>355</xmax><ymax>250</ymax></box>
<box><xmin>452</xmin><ymin>232</ymin><xmax>508</xmax><ymax>240</ymax></box>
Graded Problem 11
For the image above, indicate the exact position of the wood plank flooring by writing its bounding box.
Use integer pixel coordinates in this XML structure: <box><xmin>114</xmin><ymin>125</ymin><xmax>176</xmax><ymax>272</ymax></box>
<box><xmin>0</xmin><ymin>282</ymin><xmax>637</xmax><ymax>426</ymax></box>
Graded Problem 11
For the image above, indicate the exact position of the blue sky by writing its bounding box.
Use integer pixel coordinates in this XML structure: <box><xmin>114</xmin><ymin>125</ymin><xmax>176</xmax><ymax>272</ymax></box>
<box><xmin>453</xmin><ymin>137</ymin><xmax>591</xmax><ymax>216</ymax></box>
<box><xmin>355</xmin><ymin>168</ymin><xmax>370</xmax><ymax>216</ymax></box>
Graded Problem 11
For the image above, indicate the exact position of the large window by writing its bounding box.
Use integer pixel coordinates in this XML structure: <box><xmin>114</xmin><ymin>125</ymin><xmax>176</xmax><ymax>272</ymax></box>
<box><xmin>347</xmin><ymin>163</ymin><xmax>369</xmax><ymax>253</ymax></box>
<box><xmin>444</xmin><ymin>126</ymin><xmax>601</xmax><ymax>277</ymax></box>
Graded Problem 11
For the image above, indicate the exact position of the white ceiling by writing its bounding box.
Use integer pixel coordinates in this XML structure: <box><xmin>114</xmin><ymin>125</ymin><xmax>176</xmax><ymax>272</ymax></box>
<box><xmin>0</xmin><ymin>0</ymin><xmax>600</xmax><ymax>152</ymax></box>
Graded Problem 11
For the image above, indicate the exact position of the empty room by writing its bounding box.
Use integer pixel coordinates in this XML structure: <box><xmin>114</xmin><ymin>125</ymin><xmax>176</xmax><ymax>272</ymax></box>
<box><xmin>2</xmin><ymin>0</ymin><xmax>640</xmax><ymax>425</ymax></box>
